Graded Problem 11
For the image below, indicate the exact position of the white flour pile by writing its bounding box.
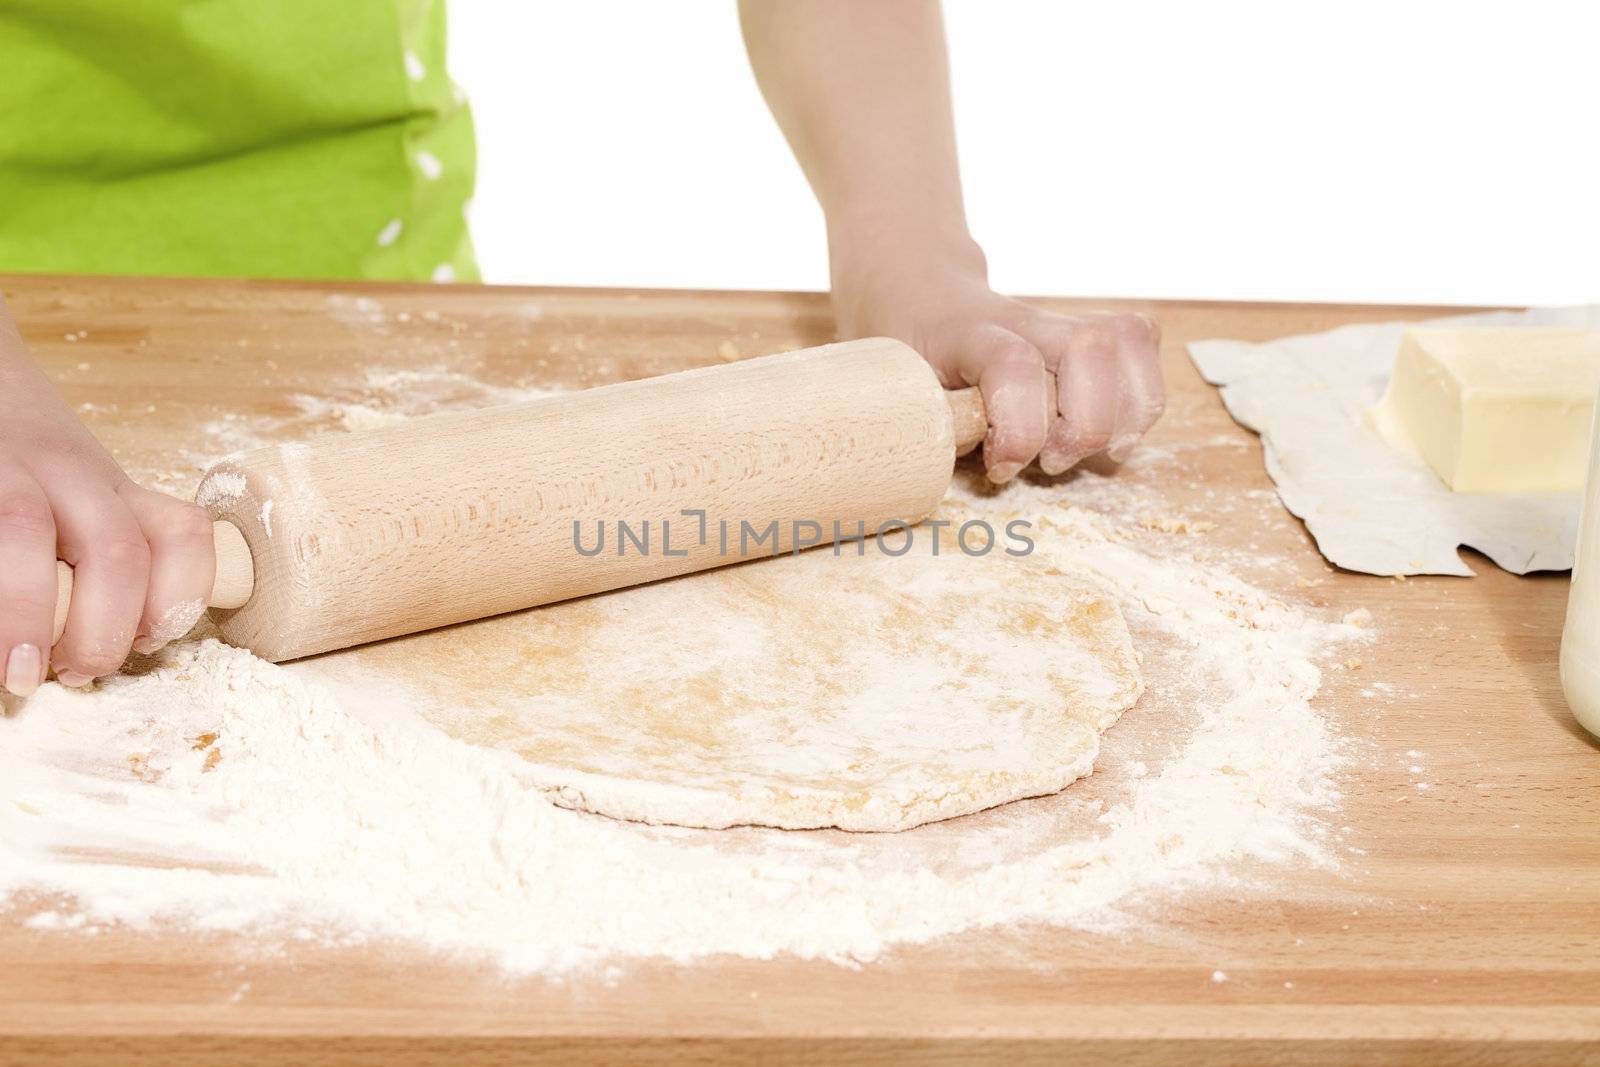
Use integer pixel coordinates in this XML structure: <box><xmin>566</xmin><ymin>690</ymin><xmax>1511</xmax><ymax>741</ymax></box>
<box><xmin>0</xmin><ymin>470</ymin><xmax>1360</xmax><ymax>973</ymax></box>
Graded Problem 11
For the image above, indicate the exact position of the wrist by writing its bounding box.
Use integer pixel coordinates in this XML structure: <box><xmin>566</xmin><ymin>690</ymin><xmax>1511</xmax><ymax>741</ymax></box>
<box><xmin>828</xmin><ymin>214</ymin><xmax>984</xmax><ymax>282</ymax></box>
<box><xmin>827</xmin><ymin>221</ymin><xmax>990</xmax><ymax>339</ymax></box>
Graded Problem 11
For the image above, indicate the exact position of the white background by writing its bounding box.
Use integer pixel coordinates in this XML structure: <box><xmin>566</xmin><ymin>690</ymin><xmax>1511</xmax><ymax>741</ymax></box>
<box><xmin>451</xmin><ymin>1</ymin><xmax>1597</xmax><ymax>307</ymax></box>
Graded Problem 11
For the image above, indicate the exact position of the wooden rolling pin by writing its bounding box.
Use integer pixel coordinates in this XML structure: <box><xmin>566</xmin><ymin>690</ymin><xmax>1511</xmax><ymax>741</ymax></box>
<box><xmin>52</xmin><ymin>338</ymin><xmax>1016</xmax><ymax>663</ymax></box>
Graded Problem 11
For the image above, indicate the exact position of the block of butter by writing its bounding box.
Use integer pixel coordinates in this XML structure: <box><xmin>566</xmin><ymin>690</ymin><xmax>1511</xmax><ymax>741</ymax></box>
<box><xmin>1371</xmin><ymin>328</ymin><xmax>1600</xmax><ymax>493</ymax></box>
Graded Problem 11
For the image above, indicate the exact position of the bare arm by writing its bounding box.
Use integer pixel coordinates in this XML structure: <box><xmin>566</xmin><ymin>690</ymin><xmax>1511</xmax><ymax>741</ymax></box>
<box><xmin>739</xmin><ymin>0</ymin><xmax>971</xmax><ymax>268</ymax></box>
<box><xmin>741</xmin><ymin>0</ymin><xmax>1163</xmax><ymax>482</ymax></box>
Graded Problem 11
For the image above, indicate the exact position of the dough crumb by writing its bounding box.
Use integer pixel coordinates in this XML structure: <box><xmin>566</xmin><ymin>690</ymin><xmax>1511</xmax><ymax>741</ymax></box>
<box><xmin>1138</xmin><ymin>513</ymin><xmax>1216</xmax><ymax>535</ymax></box>
<box><xmin>1341</xmin><ymin>608</ymin><xmax>1373</xmax><ymax>628</ymax></box>
<box><xmin>716</xmin><ymin>341</ymin><xmax>741</xmax><ymax>362</ymax></box>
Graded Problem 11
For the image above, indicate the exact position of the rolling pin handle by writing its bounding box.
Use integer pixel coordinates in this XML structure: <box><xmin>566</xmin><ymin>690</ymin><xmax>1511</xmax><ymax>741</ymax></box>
<box><xmin>51</xmin><ymin>520</ymin><xmax>256</xmax><ymax>647</ymax></box>
<box><xmin>947</xmin><ymin>387</ymin><xmax>989</xmax><ymax>453</ymax></box>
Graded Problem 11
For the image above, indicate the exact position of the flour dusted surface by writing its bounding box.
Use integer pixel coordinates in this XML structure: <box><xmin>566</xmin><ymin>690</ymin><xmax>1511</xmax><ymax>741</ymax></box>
<box><xmin>327</xmin><ymin>521</ymin><xmax>1140</xmax><ymax>833</ymax></box>
<box><xmin>0</xmin><ymin>468</ymin><xmax>1356</xmax><ymax>973</ymax></box>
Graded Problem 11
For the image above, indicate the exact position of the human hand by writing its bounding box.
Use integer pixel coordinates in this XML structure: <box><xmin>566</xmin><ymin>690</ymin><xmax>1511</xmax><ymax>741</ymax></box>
<box><xmin>742</xmin><ymin>0</ymin><xmax>1161</xmax><ymax>480</ymax></box>
<box><xmin>831</xmin><ymin>238</ymin><xmax>1165</xmax><ymax>483</ymax></box>
<box><xmin>1</xmin><ymin>307</ymin><xmax>215</xmax><ymax>696</ymax></box>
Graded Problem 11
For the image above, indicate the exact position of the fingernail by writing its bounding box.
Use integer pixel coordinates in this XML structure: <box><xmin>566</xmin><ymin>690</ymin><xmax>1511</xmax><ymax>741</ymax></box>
<box><xmin>1038</xmin><ymin>451</ymin><xmax>1069</xmax><ymax>476</ymax></box>
<box><xmin>987</xmin><ymin>461</ymin><xmax>1024</xmax><ymax>484</ymax></box>
<box><xmin>55</xmin><ymin>671</ymin><xmax>95</xmax><ymax>689</ymax></box>
<box><xmin>4</xmin><ymin>644</ymin><xmax>43</xmax><ymax>698</ymax></box>
<box><xmin>132</xmin><ymin>638</ymin><xmax>163</xmax><ymax>656</ymax></box>
<box><xmin>1044</xmin><ymin>450</ymin><xmax>1090</xmax><ymax>476</ymax></box>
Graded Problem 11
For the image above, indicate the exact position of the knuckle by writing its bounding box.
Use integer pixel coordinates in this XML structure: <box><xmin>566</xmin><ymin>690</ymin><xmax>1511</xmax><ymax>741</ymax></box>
<box><xmin>1118</xmin><ymin>313</ymin><xmax>1161</xmax><ymax>344</ymax></box>
<box><xmin>97</xmin><ymin>533</ymin><xmax>152</xmax><ymax>576</ymax></box>
<box><xmin>0</xmin><ymin>491</ymin><xmax>53</xmax><ymax>541</ymax></box>
<box><xmin>152</xmin><ymin>502</ymin><xmax>214</xmax><ymax>549</ymax></box>
<box><xmin>4</xmin><ymin>594</ymin><xmax>55</xmax><ymax>625</ymax></box>
<box><xmin>1071</xmin><ymin>324</ymin><xmax>1118</xmax><ymax>361</ymax></box>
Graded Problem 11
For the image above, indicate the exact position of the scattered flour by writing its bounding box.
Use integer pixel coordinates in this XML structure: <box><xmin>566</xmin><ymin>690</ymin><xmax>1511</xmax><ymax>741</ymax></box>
<box><xmin>287</xmin><ymin>367</ymin><xmax>568</xmax><ymax>436</ymax></box>
<box><xmin>329</xmin><ymin>402</ymin><xmax>409</xmax><ymax>432</ymax></box>
<box><xmin>0</xmin><ymin>471</ymin><xmax>1358</xmax><ymax>975</ymax></box>
<box><xmin>194</xmin><ymin>470</ymin><xmax>246</xmax><ymax>510</ymax></box>
<box><xmin>17</xmin><ymin>336</ymin><xmax>1366</xmax><ymax>973</ymax></box>
<box><xmin>125</xmin><ymin>363</ymin><xmax>569</xmax><ymax>498</ymax></box>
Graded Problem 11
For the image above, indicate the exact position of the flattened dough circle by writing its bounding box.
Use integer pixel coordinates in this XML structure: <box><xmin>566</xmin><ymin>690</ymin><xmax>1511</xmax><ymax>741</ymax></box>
<box><xmin>354</xmin><ymin>526</ymin><xmax>1143</xmax><ymax>833</ymax></box>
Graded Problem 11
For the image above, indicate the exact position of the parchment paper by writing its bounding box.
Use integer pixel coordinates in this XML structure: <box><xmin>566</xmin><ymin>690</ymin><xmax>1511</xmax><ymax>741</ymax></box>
<box><xmin>1188</xmin><ymin>304</ymin><xmax>1600</xmax><ymax>576</ymax></box>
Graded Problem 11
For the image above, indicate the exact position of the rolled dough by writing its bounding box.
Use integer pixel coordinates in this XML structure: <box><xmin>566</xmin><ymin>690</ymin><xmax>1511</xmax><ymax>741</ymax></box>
<box><xmin>321</xmin><ymin>522</ymin><xmax>1142</xmax><ymax>832</ymax></box>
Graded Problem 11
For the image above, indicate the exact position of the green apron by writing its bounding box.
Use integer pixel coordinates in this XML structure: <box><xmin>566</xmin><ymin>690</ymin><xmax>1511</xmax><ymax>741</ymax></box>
<box><xmin>0</xmin><ymin>0</ymin><xmax>478</xmax><ymax>282</ymax></box>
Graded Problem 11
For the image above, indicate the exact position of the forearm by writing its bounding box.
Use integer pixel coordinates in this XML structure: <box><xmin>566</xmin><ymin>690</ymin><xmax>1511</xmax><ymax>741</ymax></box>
<box><xmin>738</xmin><ymin>0</ymin><xmax>980</xmax><ymax>275</ymax></box>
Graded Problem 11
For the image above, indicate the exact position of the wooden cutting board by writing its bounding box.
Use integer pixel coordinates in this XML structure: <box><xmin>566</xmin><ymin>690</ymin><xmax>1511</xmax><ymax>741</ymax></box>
<box><xmin>0</xmin><ymin>273</ymin><xmax>1596</xmax><ymax>1065</ymax></box>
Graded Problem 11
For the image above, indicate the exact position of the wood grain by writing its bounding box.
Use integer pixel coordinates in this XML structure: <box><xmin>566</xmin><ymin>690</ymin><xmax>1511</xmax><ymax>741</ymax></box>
<box><xmin>1</xmin><ymin>273</ymin><xmax>1597</xmax><ymax>1065</ymax></box>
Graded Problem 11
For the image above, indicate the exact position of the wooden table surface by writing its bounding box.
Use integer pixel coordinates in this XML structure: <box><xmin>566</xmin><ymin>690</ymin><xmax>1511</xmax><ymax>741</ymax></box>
<box><xmin>1</xmin><ymin>273</ymin><xmax>1596</xmax><ymax>1065</ymax></box>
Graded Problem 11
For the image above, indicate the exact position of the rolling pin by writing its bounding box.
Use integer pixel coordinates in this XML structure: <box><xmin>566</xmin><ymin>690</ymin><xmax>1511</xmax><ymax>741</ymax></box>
<box><xmin>52</xmin><ymin>338</ymin><xmax>1014</xmax><ymax>663</ymax></box>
